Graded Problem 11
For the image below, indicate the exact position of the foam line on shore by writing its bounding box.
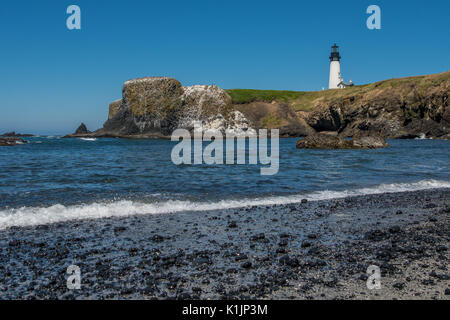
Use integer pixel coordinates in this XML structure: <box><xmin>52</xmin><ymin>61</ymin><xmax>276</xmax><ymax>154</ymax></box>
<box><xmin>1</xmin><ymin>179</ymin><xmax>449</xmax><ymax>230</ymax></box>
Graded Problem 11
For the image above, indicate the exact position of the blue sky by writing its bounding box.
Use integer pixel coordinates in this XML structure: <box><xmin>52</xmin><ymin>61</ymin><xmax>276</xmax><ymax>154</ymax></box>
<box><xmin>0</xmin><ymin>0</ymin><xmax>449</xmax><ymax>134</ymax></box>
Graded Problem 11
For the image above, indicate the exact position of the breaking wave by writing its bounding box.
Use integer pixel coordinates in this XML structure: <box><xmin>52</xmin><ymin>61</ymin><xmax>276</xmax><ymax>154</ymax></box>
<box><xmin>0</xmin><ymin>179</ymin><xmax>449</xmax><ymax>230</ymax></box>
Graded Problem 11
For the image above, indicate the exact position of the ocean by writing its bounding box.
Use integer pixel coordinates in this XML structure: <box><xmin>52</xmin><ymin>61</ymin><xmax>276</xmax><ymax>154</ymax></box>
<box><xmin>0</xmin><ymin>137</ymin><xmax>449</xmax><ymax>230</ymax></box>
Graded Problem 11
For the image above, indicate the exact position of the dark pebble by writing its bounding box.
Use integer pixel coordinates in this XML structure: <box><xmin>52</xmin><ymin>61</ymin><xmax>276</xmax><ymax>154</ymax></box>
<box><xmin>393</xmin><ymin>282</ymin><xmax>405</xmax><ymax>290</ymax></box>
<box><xmin>301</xmin><ymin>241</ymin><xmax>312</xmax><ymax>248</ymax></box>
<box><xmin>228</xmin><ymin>221</ymin><xmax>237</xmax><ymax>228</ymax></box>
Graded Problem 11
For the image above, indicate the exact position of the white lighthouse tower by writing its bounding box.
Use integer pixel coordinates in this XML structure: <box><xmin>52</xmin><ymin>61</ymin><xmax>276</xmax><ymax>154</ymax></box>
<box><xmin>328</xmin><ymin>44</ymin><xmax>354</xmax><ymax>89</ymax></box>
<box><xmin>329</xmin><ymin>44</ymin><xmax>341</xmax><ymax>89</ymax></box>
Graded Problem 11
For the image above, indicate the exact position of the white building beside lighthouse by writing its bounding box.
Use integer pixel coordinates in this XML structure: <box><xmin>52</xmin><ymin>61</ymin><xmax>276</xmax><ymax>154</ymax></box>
<box><xmin>329</xmin><ymin>44</ymin><xmax>354</xmax><ymax>89</ymax></box>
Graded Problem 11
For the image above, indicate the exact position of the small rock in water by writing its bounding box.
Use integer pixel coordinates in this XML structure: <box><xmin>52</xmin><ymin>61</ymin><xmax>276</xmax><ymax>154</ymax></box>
<box><xmin>75</xmin><ymin>123</ymin><xmax>90</xmax><ymax>134</ymax></box>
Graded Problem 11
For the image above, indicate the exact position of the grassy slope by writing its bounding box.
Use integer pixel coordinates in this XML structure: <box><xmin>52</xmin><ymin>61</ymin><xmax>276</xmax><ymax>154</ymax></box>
<box><xmin>226</xmin><ymin>71</ymin><xmax>450</xmax><ymax>112</ymax></box>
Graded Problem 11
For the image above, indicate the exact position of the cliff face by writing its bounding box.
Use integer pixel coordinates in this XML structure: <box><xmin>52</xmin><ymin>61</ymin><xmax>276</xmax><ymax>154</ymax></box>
<box><xmin>305</xmin><ymin>72</ymin><xmax>450</xmax><ymax>138</ymax></box>
<box><xmin>234</xmin><ymin>101</ymin><xmax>314</xmax><ymax>137</ymax></box>
<box><xmin>93</xmin><ymin>77</ymin><xmax>255</xmax><ymax>138</ymax></box>
<box><xmin>230</xmin><ymin>71</ymin><xmax>450</xmax><ymax>139</ymax></box>
<box><xmin>108</xmin><ymin>100</ymin><xmax>121</xmax><ymax>120</ymax></box>
<box><xmin>103</xmin><ymin>77</ymin><xmax>184</xmax><ymax>136</ymax></box>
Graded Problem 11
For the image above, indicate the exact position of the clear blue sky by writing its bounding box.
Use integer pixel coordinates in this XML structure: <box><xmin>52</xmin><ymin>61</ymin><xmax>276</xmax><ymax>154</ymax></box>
<box><xmin>0</xmin><ymin>0</ymin><xmax>449</xmax><ymax>134</ymax></box>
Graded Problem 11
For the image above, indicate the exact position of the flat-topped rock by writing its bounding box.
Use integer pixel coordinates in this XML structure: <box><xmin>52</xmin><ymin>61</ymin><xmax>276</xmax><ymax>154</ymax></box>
<box><xmin>352</xmin><ymin>135</ymin><xmax>389</xmax><ymax>148</ymax></box>
<box><xmin>101</xmin><ymin>77</ymin><xmax>184</xmax><ymax>136</ymax></box>
<box><xmin>65</xmin><ymin>77</ymin><xmax>256</xmax><ymax>139</ymax></box>
<box><xmin>122</xmin><ymin>77</ymin><xmax>184</xmax><ymax>118</ymax></box>
<box><xmin>100</xmin><ymin>77</ymin><xmax>255</xmax><ymax>137</ymax></box>
<box><xmin>296</xmin><ymin>133</ymin><xmax>389</xmax><ymax>149</ymax></box>
<box><xmin>0</xmin><ymin>137</ymin><xmax>28</xmax><ymax>146</ymax></box>
<box><xmin>1</xmin><ymin>132</ymin><xmax>34</xmax><ymax>137</ymax></box>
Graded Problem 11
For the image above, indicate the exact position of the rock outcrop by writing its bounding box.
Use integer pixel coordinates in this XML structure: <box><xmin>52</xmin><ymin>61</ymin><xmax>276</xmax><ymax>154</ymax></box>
<box><xmin>180</xmin><ymin>85</ymin><xmax>233</xmax><ymax>126</ymax></box>
<box><xmin>75</xmin><ymin>123</ymin><xmax>90</xmax><ymax>135</ymax></box>
<box><xmin>1</xmin><ymin>132</ymin><xmax>34</xmax><ymax>137</ymax></box>
<box><xmin>62</xmin><ymin>123</ymin><xmax>92</xmax><ymax>138</ymax></box>
<box><xmin>65</xmin><ymin>71</ymin><xmax>450</xmax><ymax>140</ymax></box>
<box><xmin>235</xmin><ymin>101</ymin><xmax>315</xmax><ymax>137</ymax></box>
<box><xmin>79</xmin><ymin>77</ymin><xmax>256</xmax><ymax>138</ymax></box>
<box><xmin>303</xmin><ymin>72</ymin><xmax>450</xmax><ymax>139</ymax></box>
<box><xmin>108</xmin><ymin>100</ymin><xmax>121</xmax><ymax>120</ymax></box>
<box><xmin>0</xmin><ymin>137</ymin><xmax>28</xmax><ymax>146</ymax></box>
<box><xmin>180</xmin><ymin>85</ymin><xmax>256</xmax><ymax>136</ymax></box>
<box><xmin>352</xmin><ymin>133</ymin><xmax>389</xmax><ymax>149</ymax></box>
<box><xmin>296</xmin><ymin>133</ymin><xmax>388</xmax><ymax>149</ymax></box>
<box><xmin>229</xmin><ymin>71</ymin><xmax>450</xmax><ymax>139</ymax></box>
<box><xmin>102</xmin><ymin>77</ymin><xmax>184</xmax><ymax>136</ymax></box>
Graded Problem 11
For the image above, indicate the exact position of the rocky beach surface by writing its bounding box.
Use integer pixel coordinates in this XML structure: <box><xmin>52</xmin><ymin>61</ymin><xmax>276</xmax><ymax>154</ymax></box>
<box><xmin>0</xmin><ymin>188</ymin><xmax>449</xmax><ymax>300</ymax></box>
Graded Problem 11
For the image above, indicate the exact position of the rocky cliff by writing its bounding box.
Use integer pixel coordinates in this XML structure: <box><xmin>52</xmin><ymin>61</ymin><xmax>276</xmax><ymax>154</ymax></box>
<box><xmin>67</xmin><ymin>71</ymin><xmax>450</xmax><ymax>139</ymax></box>
<box><xmin>234</xmin><ymin>101</ymin><xmax>314</xmax><ymax>137</ymax></box>
<box><xmin>81</xmin><ymin>77</ymin><xmax>255</xmax><ymax>138</ymax></box>
<box><xmin>229</xmin><ymin>71</ymin><xmax>450</xmax><ymax>139</ymax></box>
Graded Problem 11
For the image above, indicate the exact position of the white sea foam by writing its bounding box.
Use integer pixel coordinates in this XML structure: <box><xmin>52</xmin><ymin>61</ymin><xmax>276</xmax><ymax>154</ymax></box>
<box><xmin>0</xmin><ymin>179</ymin><xmax>449</xmax><ymax>230</ymax></box>
<box><xmin>415</xmin><ymin>133</ymin><xmax>433</xmax><ymax>140</ymax></box>
<box><xmin>79</xmin><ymin>138</ymin><xmax>97</xmax><ymax>141</ymax></box>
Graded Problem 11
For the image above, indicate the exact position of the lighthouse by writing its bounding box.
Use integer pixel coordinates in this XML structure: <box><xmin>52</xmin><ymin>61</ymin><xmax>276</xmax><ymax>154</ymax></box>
<box><xmin>329</xmin><ymin>44</ymin><xmax>341</xmax><ymax>89</ymax></box>
<box><xmin>328</xmin><ymin>44</ymin><xmax>354</xmax><ymax>89</ymax></box>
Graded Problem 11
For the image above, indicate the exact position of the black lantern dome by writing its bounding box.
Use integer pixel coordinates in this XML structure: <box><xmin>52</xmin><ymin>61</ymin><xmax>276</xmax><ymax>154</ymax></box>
<box><xmin>329</xmin><ymin>43</ymin><xmax>341</xmax><ymax>62</ymax></box>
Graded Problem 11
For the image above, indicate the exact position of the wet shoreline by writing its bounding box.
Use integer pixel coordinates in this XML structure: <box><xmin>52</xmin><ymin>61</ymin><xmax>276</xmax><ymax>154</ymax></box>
<box><xmin>0</xmin><ymin>188</ymin><xmax>449</xmax><ymax>300</ymax></box>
